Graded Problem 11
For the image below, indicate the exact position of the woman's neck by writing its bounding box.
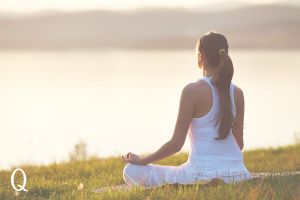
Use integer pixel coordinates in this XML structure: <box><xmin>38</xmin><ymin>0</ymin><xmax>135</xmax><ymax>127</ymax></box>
<box><xmin>203</xmin><ymin>68</ymin><xmax>218</xmax><ymax>77</ymax></box>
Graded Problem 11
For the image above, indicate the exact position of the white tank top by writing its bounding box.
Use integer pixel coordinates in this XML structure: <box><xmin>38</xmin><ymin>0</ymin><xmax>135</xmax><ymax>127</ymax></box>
<box><xmin>187</xmin><ymin>76</ymin><xmax>243</xmax><ymax>168</ymax></box>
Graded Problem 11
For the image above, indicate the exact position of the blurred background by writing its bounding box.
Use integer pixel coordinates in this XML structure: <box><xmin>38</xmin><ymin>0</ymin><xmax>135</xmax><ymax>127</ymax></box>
<box><xmin>0</xmin><ymin>0</ymin><xmax>300</xmax><ymax>169</ymax></box>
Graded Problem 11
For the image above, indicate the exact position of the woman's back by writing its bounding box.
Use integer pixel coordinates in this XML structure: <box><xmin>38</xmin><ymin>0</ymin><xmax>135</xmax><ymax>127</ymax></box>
<box><xmin>187</xmin><ymin>76</ymin><xmax>244</xmax><ymax>171</ymax></box>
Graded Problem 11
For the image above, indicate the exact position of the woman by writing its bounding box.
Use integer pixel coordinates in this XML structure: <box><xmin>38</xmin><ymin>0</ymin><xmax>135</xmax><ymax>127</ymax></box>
<box><xmin>121</xmin><ymin>31</ymin><xmax>252</xmax><ymax>188</ymax></box>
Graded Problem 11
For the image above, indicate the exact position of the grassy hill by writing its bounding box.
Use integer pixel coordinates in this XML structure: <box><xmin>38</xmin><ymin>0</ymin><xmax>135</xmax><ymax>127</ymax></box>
<box><xmin>0</xmin><ymin>144</ymin><xmax>299</xmax><ymax>199</ymax></box>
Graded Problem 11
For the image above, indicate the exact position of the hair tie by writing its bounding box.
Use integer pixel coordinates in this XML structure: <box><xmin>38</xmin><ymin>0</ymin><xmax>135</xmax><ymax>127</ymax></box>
<box><xmin>219</xmin><ymin>49</ymin><xmax>225</xmax><ymax>55</ymax></box>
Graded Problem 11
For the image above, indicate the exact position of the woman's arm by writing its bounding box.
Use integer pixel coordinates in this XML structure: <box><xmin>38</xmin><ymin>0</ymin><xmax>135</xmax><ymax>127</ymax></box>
<box><xmin>232</xmin><ymin>86</ymin><xmax>245</xmax><ymax>150</ymax></box>
<box><xmin>122</xmin><ymin>84</ymin><xmax>196</xmax><ymax>165</ymax></box>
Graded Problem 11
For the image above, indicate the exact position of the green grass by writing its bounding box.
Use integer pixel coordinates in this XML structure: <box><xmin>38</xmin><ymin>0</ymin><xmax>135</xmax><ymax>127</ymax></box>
<box><xmin>0</xmin><ymin>144</ymin><xmax>300</xmax><ymax>200</ymax></box>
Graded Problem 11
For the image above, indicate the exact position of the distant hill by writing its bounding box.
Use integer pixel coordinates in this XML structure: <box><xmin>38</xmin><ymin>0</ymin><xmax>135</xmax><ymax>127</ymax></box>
<box><xmin>0</xmin><ymin>4</ymin><xmax>299</xmax><ymax>50</ymax></box>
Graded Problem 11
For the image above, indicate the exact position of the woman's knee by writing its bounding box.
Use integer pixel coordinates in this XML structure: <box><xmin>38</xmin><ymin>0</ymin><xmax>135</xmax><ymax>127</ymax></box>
<box><xmin>123</xmin><ymin>163</ymin><xmax>133</xmax><ymax>176</ymax></box>
<box><xmin>123</xmin><ymin>163</ymin><xmax>136</xmax><ymax>185</ymax></box>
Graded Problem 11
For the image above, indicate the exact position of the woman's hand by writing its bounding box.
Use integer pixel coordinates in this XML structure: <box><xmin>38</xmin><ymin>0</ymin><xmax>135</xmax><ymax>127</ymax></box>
<box><xmin>121</xmin><ymin>152</ymin><xmax>147</xmax><ymax>165</ymax></box>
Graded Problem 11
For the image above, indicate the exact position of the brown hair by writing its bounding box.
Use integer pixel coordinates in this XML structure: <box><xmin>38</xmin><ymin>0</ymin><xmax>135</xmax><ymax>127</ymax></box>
<box><xmin>197</xmin><ymin>31</ymin><xmax>234</xmax><ymax>140</ymax></box>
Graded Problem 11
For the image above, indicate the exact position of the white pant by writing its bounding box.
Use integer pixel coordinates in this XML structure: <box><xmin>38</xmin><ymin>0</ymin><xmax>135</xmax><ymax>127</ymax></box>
<box><xmin>123</xmin><ymin>162</ymin><xmax>251</xmax><ymax>188</ymax></box>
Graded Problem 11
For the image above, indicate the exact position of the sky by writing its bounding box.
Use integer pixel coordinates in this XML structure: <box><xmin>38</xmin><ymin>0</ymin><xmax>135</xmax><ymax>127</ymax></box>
<box><xmin>0</xmin><ymin>0</ymin><xmax>292</xmax><ymax>13</ymax></box>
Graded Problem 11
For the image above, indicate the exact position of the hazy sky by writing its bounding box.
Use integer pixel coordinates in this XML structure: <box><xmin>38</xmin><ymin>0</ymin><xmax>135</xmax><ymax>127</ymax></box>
<box><xmin>0</xmin><ymin>0</ymin><xmax>289</xmax><ymax>13</ymax></box>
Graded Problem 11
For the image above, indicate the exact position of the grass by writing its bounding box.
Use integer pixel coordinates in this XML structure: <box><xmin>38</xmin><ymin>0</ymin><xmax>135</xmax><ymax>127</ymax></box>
<box><xmin>0</xmin><ymin>144</ymin><xmax>299</xmax><ymax>200</ymax></box>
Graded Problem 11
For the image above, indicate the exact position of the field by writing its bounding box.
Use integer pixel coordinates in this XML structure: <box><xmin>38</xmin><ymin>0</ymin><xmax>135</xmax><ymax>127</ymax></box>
<box><xmin>0</xmin><ymin>144</ymin><xmax>299</xmax><ymax>200</ymax></box>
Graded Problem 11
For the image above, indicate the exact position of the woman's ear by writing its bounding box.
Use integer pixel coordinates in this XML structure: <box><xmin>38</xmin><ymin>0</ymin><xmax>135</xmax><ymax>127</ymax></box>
<box><xmin>198</xmin><ymin>52</ymin><xmax>205</xmax><ymax>69</ymax></box>
<box><xmin>197</xmin><ymin>56</ymin><xmax>202</xmax><ymax>69</ymax></box>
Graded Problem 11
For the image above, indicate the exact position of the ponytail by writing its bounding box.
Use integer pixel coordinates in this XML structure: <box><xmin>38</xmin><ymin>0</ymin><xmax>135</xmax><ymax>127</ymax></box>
<box><xmin>214</xmin><ymin>48</ymin><xmax>234</xmax><ymax>140</ymax></box>
<box><xmin>198</xmin><ymin>31</ymin><xmax>235</xmax><ymax>140</ymax></box>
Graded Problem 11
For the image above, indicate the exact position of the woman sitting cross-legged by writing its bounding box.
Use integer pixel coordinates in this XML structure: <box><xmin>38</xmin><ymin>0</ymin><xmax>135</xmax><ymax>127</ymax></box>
<box><xmin>121</xmin><ymin>31</ymin><xmax>252</xmax><ymax>188</ymax></box>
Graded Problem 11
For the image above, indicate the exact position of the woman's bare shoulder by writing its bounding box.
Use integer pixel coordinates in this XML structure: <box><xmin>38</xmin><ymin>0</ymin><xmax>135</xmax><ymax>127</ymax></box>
<box><xmin>232</xmin><ymin>84</ymin><xmax>244</xmax><ymax>106</ymax></box>
<box><xmin>184</xmin><ymin>80</ymin><xmax>210</xmax><ymax>91</ymax></box>
<box><xmin>182</xmin><ymin>80</ymin><xmax>211</xmax><ymax>100</ymax></box>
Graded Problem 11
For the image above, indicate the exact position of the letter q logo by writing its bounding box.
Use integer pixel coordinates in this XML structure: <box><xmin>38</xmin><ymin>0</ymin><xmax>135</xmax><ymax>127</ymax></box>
<box><xmin>10</xmin><ymin>168</ymin><xmax>28</xmax><ymax>192</ymax></box>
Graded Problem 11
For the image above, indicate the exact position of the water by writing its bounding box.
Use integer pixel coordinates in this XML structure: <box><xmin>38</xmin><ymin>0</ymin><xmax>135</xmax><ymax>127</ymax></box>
<box><xmin>1</xmin><ymin>49</ymin><xmax>299</xmax><ymax>169</ymax></box>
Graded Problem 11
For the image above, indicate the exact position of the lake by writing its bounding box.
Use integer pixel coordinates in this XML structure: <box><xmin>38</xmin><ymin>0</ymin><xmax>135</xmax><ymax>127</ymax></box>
<box><xmin>1</xmin><ymin>49</ymin><xmax>299</xmax><ymax>169</ymax></box>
